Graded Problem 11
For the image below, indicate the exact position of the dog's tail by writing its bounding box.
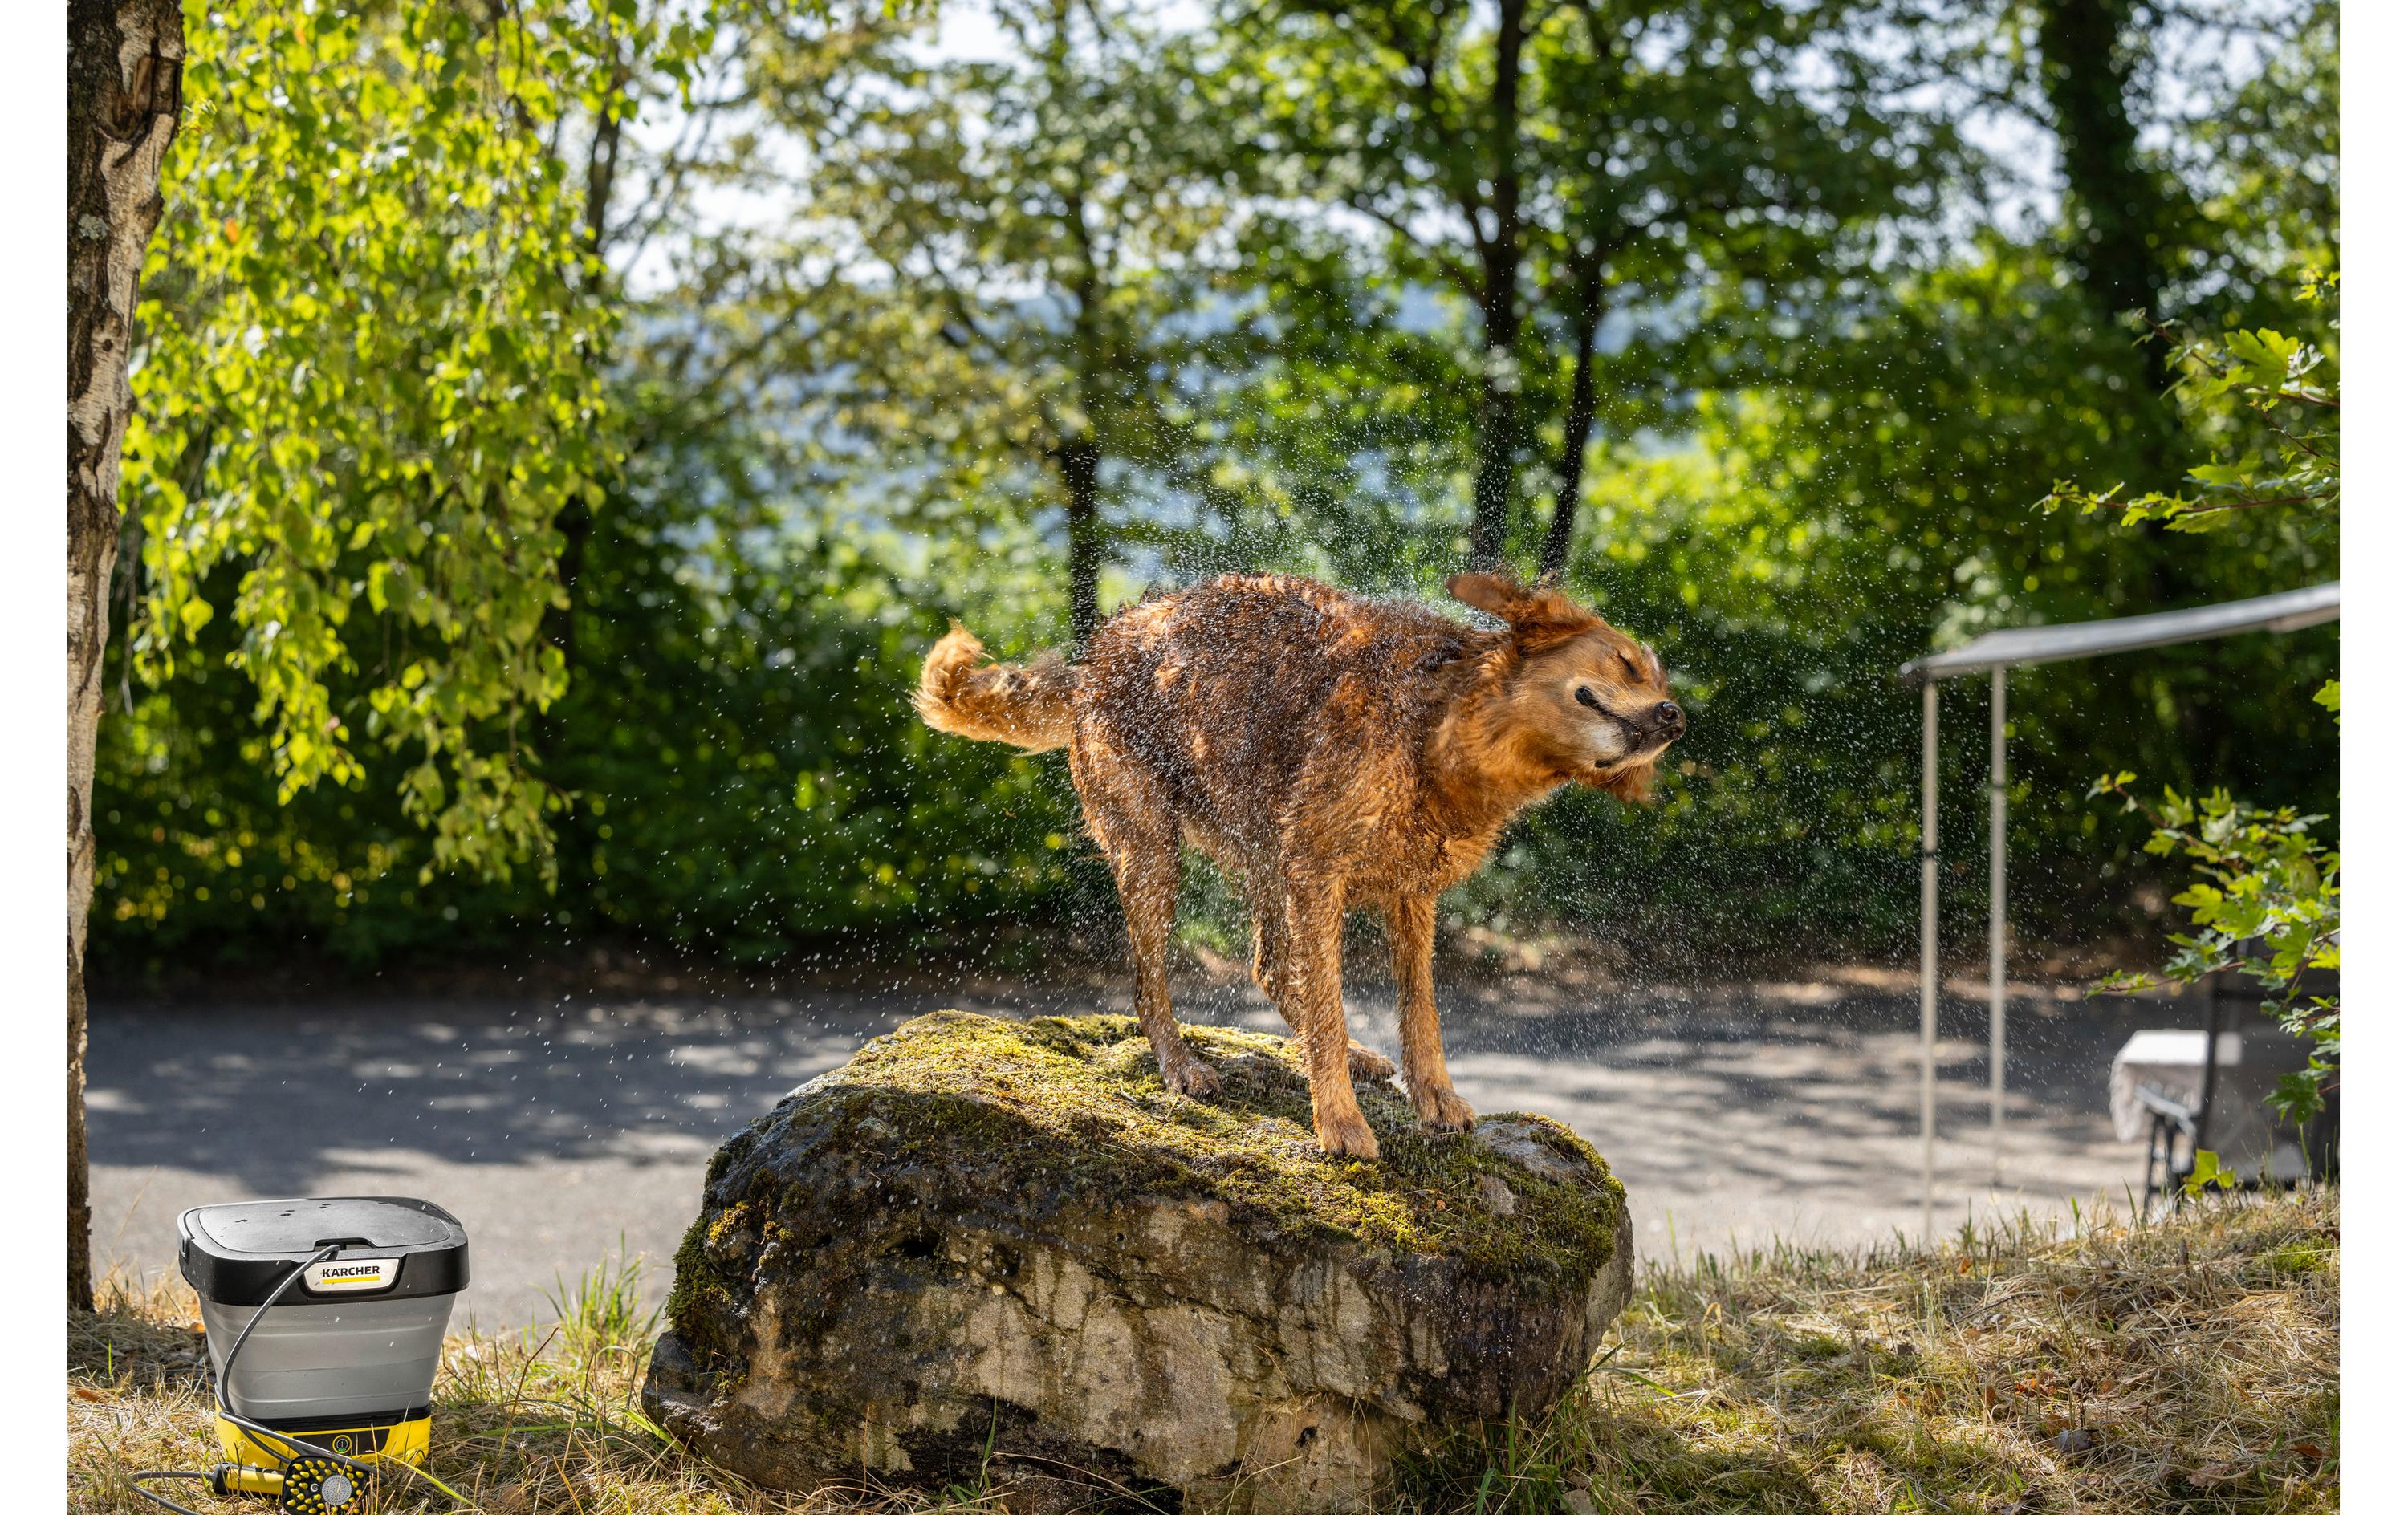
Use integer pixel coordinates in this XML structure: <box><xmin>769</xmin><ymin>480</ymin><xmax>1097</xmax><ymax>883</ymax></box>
<box><xmin>914</xmin><ymin>624</ymin><xmax>1078</xmax><ymax>752</ymax></box>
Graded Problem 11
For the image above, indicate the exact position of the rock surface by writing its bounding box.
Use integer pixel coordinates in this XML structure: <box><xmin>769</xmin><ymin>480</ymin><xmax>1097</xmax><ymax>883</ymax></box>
<box><xmin>643</xmin><ymin>1011</ymin><xmax>1632</xmax><ymax>1512</ymax></box>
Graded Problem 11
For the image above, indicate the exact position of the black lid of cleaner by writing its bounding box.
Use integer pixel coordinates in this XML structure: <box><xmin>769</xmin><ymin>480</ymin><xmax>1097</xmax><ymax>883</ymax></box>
<box><xmin>179</xmin><ymin>1196</ymin><xmax>470</xmax><ymax>1306</ymax></box>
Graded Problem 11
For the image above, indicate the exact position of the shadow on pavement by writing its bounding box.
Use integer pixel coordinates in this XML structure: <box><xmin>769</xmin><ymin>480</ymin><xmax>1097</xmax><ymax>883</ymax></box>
<box><xmin>87</xmin><ymin>975</ymin><xmax>2190</xmax><ymax>1319</ymax></box>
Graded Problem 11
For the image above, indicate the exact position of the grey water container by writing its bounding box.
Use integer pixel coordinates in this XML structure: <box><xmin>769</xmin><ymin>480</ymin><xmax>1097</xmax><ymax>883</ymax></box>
<box><xmin>179</xmin><ymin>1196</ymin><xmax>470</xmax><ymax>1425</ymax></box>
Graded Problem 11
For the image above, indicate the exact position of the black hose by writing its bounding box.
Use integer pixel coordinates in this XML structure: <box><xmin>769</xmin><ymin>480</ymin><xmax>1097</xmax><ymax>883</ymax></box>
<box><xmin>207</xmin><ymin>1246</ymin><xmax>381</xmax><ymax>1475</ymax></box>
<box><xmin>126</xmin><ymin>1468</ymin><xmax>212</xmax><ymax>1515</ymax></box>
<box><xmin>129</xmin><ymin>1244</ymin><xmax>377</xmax><ymax>1513</ymax></box>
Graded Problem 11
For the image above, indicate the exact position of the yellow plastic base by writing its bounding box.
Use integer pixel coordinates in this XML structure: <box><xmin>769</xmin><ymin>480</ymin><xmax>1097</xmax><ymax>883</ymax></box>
<box><xmin>217</xmin><ymin>1464</ymin><xmax>283</xmax><ymax>1497</ymax></box>
<box><xmin>214</xmin><ymin>1411</ymin><xmax>430</xmax><ymax>1472</ymax></box>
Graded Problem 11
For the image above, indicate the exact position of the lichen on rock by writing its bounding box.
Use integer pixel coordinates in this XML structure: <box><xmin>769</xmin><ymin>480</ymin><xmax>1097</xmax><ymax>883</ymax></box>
<box><xmin>644</xmin><ymin>1010</ymin><xmax>1632</xmax><ymax>1512</ymax></box>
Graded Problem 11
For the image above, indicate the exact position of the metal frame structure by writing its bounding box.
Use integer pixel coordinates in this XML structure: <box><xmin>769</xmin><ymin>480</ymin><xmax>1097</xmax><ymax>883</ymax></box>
<box><xmin>2136</xmin><ymin>973</ymin><xmax>2243</xmax><ymax>1205</ymax></box>
<box><xmin>1896</xmin><ymin>580</ymin><xmax>2338</xmax><ymax>1238</ymax></box>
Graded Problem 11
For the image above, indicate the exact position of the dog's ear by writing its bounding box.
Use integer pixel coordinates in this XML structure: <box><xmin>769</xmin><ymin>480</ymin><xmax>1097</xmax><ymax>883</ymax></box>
<box><xmin>1446</xmin><ymin>571</ymin><xmax>1523</xmax><ymax>619</ymax></box>
<box><xmin>1446</xmin><ymin>571</ymin><xmax>1601</xmax><ymax>652</ymax></box>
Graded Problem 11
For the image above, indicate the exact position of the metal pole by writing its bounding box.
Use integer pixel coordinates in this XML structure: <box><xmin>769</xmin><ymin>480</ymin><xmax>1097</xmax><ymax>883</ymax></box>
<box><xmin>1920</xmin><ymin>678</ymin><xmax>1938</xmax><ymax>1244</ymax></box>
<box><xmin>1989</xmin><ymin>665</ymin><xmax>2007</xmax><ymax>1184</ymax></box>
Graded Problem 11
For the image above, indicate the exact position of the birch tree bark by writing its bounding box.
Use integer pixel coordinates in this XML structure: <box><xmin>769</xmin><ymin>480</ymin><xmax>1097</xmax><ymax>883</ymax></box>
<box><xmin>67</xmin><ymin>0</ymin><xmax>184</xmax><ymax>1311</ymax></box>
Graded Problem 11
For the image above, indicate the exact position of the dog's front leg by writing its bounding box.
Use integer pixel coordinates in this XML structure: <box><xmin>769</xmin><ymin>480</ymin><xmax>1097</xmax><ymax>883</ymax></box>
<box><xmin>1385</xmin><ymin>892</ymin><xmax>1475</xmax><ymax>1131</ymax></box>
<box><xmin>1282</xmin><ymin>876</ymin><xmax>1379</xmax><ymax>1160</ymax></box>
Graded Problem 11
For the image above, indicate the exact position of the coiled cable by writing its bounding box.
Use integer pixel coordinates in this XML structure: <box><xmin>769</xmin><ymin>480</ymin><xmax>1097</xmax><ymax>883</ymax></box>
<box><xmin>128</xmin><ymin>1244</ymin><xmax>378</xmax><ymax>1514</ymax></box>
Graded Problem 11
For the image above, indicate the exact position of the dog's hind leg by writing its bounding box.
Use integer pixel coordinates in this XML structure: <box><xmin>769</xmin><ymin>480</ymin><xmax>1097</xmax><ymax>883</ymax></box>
<box><xmin>1247</xmin><ymin>883</ymin><xmax>1285</xmax><ymax>1001</ymax></box>
<box><xmin>1344</xmin><ymin>1040</ymin><xmax>1398</xmax><ymax>1082</ymax></box>
<box><xmin>1280</xmin><ymin>875</ymin><xmax>1378</xmax><ymax>1159</ymax></box>
<box><xmin>1247</xmin><ymin>878</ymin><xmax>1394</xmax><ymax>1084</ymax></box>
<box><xmin>1385</xmin><ymin>892</ymin><xmax>1474</xmax><ymax>1131</ymax></box>
<box><xmin>1080</xmin><ymin>766</ymin><xmax>1221</xmax><ymax>1101</ymax></box>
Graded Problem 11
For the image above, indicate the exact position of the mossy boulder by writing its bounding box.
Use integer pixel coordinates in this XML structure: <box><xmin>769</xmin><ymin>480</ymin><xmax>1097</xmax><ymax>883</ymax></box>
<box><xmin>642</xmin><ymin>1011</ymin><xmax>1632</xmax><ymax>1512</ymax></box>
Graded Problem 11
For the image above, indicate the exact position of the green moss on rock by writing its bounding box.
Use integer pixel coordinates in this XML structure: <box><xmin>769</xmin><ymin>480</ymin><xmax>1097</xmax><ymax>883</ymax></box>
<box><xmin>771</xmin><ymin>1011</ymin><xmax>1612</xmax><ymax>1283</ymax></box>
<box><xmin>645</xmin><ymin>1010</ymin><xmax>1633</xmax><ymax>1509</ymax></box>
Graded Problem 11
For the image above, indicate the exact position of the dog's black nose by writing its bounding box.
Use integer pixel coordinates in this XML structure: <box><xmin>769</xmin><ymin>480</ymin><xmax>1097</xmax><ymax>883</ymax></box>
<box><xmin>1656</xmin><ymin>701</ymin><xmax>1686</xmax><ymax>735</ymax></box>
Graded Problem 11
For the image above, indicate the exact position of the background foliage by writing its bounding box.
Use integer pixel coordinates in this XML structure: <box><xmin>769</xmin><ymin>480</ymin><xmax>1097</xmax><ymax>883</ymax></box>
<box><xmin>94</xmin><ymin>0</ymin><xmax>2338</xmax><ymax>983</ymax></box>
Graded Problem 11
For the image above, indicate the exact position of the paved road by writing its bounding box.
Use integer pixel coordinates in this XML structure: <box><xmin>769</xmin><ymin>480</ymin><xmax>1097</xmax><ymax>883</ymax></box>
<box><xmin>88</xmin><ymin>974</ymin><xmax>2185</xmax><ymax>1328</ymax></box>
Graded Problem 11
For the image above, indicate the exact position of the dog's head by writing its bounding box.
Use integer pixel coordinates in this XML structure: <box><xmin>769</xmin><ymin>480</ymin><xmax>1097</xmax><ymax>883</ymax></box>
<box><xmin>1446</xmin><ymin>571</ymin><xmax>1684</xmax><ymax>802</ymax></box>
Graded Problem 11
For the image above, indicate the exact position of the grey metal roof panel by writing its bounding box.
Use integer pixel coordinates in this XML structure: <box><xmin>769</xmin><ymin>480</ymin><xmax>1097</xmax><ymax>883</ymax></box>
<box><xmin>1900</xmin><ymin>581</ymin><xmax>2338</xmax><ymax>684</ymax></box>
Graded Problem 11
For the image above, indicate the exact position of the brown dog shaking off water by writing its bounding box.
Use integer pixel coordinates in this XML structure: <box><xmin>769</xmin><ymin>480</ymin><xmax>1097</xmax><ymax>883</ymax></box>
<box><xmin>916</xmin><ymin>572</ymin><xmax>1684</xmax><ymax>1160</ymax></box>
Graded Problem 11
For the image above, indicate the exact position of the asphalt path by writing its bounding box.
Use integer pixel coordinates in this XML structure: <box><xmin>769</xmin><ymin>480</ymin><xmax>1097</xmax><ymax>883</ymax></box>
<box><xmin>89</xmin><ymin>973</ymin><xmax>2182</xmax><ymax>1328</ymax></box>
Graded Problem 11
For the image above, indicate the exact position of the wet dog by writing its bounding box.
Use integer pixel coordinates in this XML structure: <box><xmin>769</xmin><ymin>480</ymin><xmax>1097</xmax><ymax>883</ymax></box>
<box><xmin>915</xmin><ymin>571</ymin><xmax>1682</xmax><ymax>1159</ymax></box>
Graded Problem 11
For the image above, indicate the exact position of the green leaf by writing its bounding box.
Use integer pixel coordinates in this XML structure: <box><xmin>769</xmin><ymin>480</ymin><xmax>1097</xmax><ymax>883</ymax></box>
<box><xmin>2184</xmin><ymin>1150</ymin><xmax>2238</xmax><ymax>1196</ymax></box>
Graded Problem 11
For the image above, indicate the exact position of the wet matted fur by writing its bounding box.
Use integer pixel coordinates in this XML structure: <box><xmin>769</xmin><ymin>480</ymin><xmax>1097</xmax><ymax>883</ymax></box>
<box><xmin>917</xmin><ymin>571</ymin><xmax>1683</xmax><ymax>1159</ymax></box>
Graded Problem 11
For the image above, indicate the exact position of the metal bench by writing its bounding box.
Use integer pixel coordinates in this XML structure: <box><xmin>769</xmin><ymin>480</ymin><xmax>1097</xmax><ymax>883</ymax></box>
<box><xmin>2117</xmin><ymin>965</ymin><xmax>2336</xmax><ymax>1208</ymax></box>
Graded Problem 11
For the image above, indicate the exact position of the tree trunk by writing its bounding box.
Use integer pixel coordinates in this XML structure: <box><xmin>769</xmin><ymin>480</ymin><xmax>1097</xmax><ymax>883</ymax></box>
<box><xmin>1466</xmin><ymin>0</ymin><xmax>1527</xmax><ymax>571</ymax></box>
<box><xmin>584</xmin><ymin>86</ymin><xmax>625</xmax><ymax>257</ymax></box>
<box><xmin>2033</xmin><ymin>0</ymin><xmax>2169</xmax><ymax>331</ymax></box>
<box><xmin>1469</xmin><ymin>273</ymin><xmax>1521</xmax><ymax>571</ymax></box>
<box><xmin>1541</xmin><ymin>250</ymin><xmax>1608</xmax><ymax>579</ymax></box>
<box><xmin>1059</xmin><ymin>160</ymin><xmax>1107</xmax><ymax>649</ymax></box>
<box><xmin>67</xmin><ymin>0</ymin><xmax>185</xmax><ymax>1313</ymax></box>
<box><xmin>549</xmin><ymin>55</ymin><xmax>629</xmax><ymax>685</ymax></box>
<box><xmin>2032</xmin><ymin>0</ymin><xmax>2204</xmax><ymax>741</ymax></box>
<box><xmin>2032</xmin><ymin>0</ymin><xmax>2184</xmax><ymax>484</ymax></box>
<box><xmin>1061</xmin><ymin>437</ymin><xmax>1103</xmax><ymax>649</ymax></box>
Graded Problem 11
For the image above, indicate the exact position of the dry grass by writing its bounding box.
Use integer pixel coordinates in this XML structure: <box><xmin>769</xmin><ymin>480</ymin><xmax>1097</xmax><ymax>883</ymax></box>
<box><xmin>71</xmin><ymin>1190</ymin><xmax>2336</xmax><ymax>1514</ymax></box>
<box><xmin>67</xmin><ymin>1253</ymin><xmax>982</xmax><ymax>1515</ymax></box>
<box><xmin>1407</xmin><ymin>1188</ymin><xmax>2338</xmax><ymax>1515</ymax></box>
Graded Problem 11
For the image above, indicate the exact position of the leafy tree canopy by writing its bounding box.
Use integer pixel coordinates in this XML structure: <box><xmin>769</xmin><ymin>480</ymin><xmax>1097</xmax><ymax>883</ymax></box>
<box><xmin>94</xmin><ymin>0</ymin><xmax>2340</xmax><ymax>981</ymax></box>
<box><xmin>124</xmin><ymin>0</ymin><xmax>721</xmax><ymax>886</ymax></box>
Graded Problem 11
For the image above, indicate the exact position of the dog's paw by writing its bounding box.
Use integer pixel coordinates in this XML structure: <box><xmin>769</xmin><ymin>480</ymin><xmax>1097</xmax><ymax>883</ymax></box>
<box><xmin>1161</xmin><ymin>1054</ymin><xmax>1222</xmax><ymax>1102</ymax></box>
<box><xmin>1316</xmin><ymin>1111</ymin><xmax>1381</xmax><ymax>1161</ymax></box>
<box><xmin>1411</xmin><ymin>1084</ymin><xmax>1477</xmax><ymax>1132</ymax></box>
<box><xmin>1346</xmin><ymin>1041</ymin><xmax>1398</xmax><ymax>1082</ymax></box>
